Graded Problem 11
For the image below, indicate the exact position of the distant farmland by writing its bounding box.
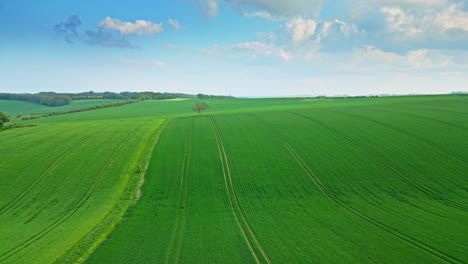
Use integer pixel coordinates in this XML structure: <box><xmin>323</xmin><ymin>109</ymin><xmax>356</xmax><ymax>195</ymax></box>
<box><xmin>0</xmin><ymin>95</ymin><xmax>467</xmax><ymax>263</ymax></box>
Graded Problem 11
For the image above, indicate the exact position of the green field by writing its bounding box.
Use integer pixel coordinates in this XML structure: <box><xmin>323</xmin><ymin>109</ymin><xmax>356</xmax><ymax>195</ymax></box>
<box><xmin>0</xmin><ymin>95</ymin><xmax>467</xmax><ymax>263</ymax></box>
<box><xmin>0</xmin><ymin>99</ymin><xmax>125</xmax><ymax>117</ymax></box>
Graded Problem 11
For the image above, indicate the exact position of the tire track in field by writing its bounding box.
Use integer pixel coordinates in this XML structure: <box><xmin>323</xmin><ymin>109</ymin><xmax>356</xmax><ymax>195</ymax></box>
<box><xmin>368</xmin><ymin>108</ymin><xmax>468</xmax><ymax>131</ymax></box>
<box><xmin>257</xmin><ymin>116</ymin><xmax>463</xmax><ymax>264</ymax></box>
<box><xmin>165</xmin><ymin>118</ymin><xmax>193</xmax><ymax>264</ymax></box>
<box><xmin>288</xmin><ymin>111</ymin><xmax>468</xmax><ymax>212</ymax></box>
<box><xmin>210</xmin><ymin>117</ymin><xmax>271</xmax><ymax>264</ymax></box>
<box><xmin>0</xmin><ymin>124</ymin><xmax>144</xmax><ymax>263</ymax></box>
<box><xmin>0</xmin><ymin>133</ymin><xmax>97</xmax><ymax>216</ymax></box>
<box><xmin>330</xmin><ymin>110</ymin><xmax>468</xmax><ymax>164</ymax></box>
<box><xmin>0</xmin><ymin>125</ymin><xmax>103</xmax><ymax>169</ymax></box>
<box><xmin>0</xmin><ymin>136</ymin><xmax>54</xmax><ymax>168</ymax></box>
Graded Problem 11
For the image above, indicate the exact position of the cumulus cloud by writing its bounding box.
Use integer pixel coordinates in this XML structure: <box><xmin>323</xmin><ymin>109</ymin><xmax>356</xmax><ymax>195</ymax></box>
<box><xmin>279</xmin><ymin>48</ymin><xmax>292</xmax><ymax>60</ymax></box>
<box><xmin>98</xmin><ymin>17</ymin><xmax>163</xmax><ymax>35</ymax></box>
<box><xmin>380</xmin><ymin>3</ymin><xmax>468</xmax><ymax>36</ymax></box>
<box><xmin>168</xmin><ymin>19</ymin><xmax>183</xmax><ymax>30</ymax></box>
<box><xmin>286</xmin><ymin>18</ymin><xmax>317</xmax><ymax>43</ymax></box>
<box><xmin>54</xmin><ymin>15</ymin><xmax>135</xmax><ymax>49</ymax></box>
<box><xmin>284</xmin><ymin>18</ymin><xmax>360</xmax><ymax>44</ymax></box>
<box><xmin>54</xmin><ymin>15</ymin><xmax>82</xmax><ymax>43</ymax></box>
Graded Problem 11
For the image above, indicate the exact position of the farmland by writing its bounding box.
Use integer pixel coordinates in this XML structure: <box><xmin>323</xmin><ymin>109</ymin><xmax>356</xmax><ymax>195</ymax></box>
<box><xmin>0</xmin><ymin>95</ymin><xmax>467</xmax><ymax>263</ymax></box>
<box><xmin>0</xmin><ymin>99</ymin><xmax>125</xmax><ymax>118</ymax></box>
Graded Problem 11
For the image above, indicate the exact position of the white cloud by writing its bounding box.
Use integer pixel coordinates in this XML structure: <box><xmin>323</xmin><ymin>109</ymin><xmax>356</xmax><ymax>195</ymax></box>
<box><xmin>380</xmin><ymin>3</ymin><xmax>468</xmax><ymax>36</ymax></box>
<box><xmin>431</xmin><ymin>3</ymin><xmax>468</xmax><ymax>32</ymax></box>
<box><xmin>334</xmin><ymin>19</ymin><xmax>360</xmax><ymax>37</ymax></box>
<box><xmin>99</xmin><ymin>17</ymin><xmax>163</xmax><ymax>35</ymax></box>
<box><xmin>285</xmin><ymin>18</ymin><xmax>360</xmax><ymax>44</ymax></box>
<box><xmin>380</xmin><ymin>7</ymin><xmax>423</xmax><ymax>36</ymax></box>
<box><xmin>280</xmin><ymin>48</ymin><xmax>292</xmax><ymax>60</ymax></box>
<box><xmin>320</xmin><ymin>21</ymin><xmax>334</xmax><ymax>38</ymax></box>
<box><xmin>286</xmin><ymin>18</ymin><xmax>317</xmax><ymax>43</ymax></box>
<box><xmin>350</xmin><ymin>45</ymin><xmax>453</xmax><ymax>69</ymax></box>
<box><xmin>168</xmin><ymin>19</ymin><xmax>183</xmax><ymax>30</ymax></box>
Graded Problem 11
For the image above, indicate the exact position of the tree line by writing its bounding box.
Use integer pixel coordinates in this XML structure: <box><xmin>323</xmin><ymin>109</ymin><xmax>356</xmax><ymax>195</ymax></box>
<box><xmin>0</xmin><ymin>91</ymin><xmax>221</xmax><ymax>107</ymax></box>
<box><xmin>0</xmin><ymin>93</ymin><xmax>72</xmax><ymax>107</ymax></box>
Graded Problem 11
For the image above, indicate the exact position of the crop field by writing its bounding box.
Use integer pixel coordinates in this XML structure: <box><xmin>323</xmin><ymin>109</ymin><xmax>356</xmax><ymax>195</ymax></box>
<box><xmin>0</xmin><ymin>118</ymin><xmax>164</xmax><ymax>263</ymax></box>
<box><xmin>0</xmin><ymin>95</ymin><xmax>467</xmax><ymax>263</ymax></box>
<box><xmin>0</xmin><ymin>99</ymin><xmax>125</xmax><ymax>117</ymax></box>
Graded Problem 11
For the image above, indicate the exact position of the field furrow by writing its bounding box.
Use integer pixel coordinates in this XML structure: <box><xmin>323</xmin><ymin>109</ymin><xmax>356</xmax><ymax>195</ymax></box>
<box><xmin>211</xmin><ymin>117</ymin><xmax>269</xmax><ymax>264</ymax></box>
<box><xmin>288</xmin><ymin>111</ymin><xmax>468</xmax><ymax>212</ymax></box>
<box><xmin>0</xmin><ymin>123</ymin><xmax>145</xmax><ymax>263</ymax></box>
<box><xmin>259</xmin><ymin>116</ymin><xmax>462</xmax><ymax>264</ymax></box>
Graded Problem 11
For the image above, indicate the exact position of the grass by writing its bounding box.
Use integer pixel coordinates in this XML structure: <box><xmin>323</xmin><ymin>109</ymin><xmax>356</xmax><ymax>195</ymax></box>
<box><xmin>0</xmin><ymin>95</ymin><xmax>466</xmax><ymax>263</ymax></box>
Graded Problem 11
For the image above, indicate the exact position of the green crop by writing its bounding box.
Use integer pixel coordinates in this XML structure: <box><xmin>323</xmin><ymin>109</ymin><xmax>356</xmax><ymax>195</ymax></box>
<box><xmin>0</xmin><ymin>95</ymin><xmax>466</xmax><ymax>263</ymax></box>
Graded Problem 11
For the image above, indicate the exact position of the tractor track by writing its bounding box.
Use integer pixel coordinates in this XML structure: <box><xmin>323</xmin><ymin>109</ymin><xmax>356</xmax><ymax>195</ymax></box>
<box><xmin>165</xmin><ymin>119</ymin><xmax>193</xmax><ymax>264</ymax></box>
<box><xmin>0</xmin><ymin>124</ymin><xmax>143</xmax><ymax>263</ymax></box>
<box><xmin>211</xmin><ymin>117</ymin><xmax>271</xmax><ymax>264</ymax></box>
<box><xmin>256</xmin><ymin>114</ymin><xmax>463</xmax><ymax>264</ymax></box>
<box><xmin>0</xmin><ymin>136</ymin><xmax>54</xmax><ymax>168</ymax></box>
<box><xmin>330</xmin><ymin>110</ymin><xmax>468</xmax><ymax>164</ymax></box>
<box><xmin>368</xmin><ymin>108</ymin><xmax>468</xmax><ymax>131</ymax></box>
<box><xmin>288</xmin><ymin>111</ymin><xmax>468</xmax><ymax>212</ymax></box>
<box><xmin>0</xmin><ymin>133</ymin><xmax>97</xmax><ymax>216</ymax></box>
<box><xmin>0</xmin><ymin>125</ymin><xmax>101</xmax><ymax>169</ymax></box>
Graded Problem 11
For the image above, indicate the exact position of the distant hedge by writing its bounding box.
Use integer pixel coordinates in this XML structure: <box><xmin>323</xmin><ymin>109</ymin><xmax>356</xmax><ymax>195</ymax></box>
<box><xmin>0</xmin><ymin>93</ymin><xmax>72</xmax><ymax>107</ymax></box>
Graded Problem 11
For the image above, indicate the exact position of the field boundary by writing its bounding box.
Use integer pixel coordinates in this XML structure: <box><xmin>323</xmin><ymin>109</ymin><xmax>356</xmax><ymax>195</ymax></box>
<box><xmin>289</xmin><ymin>111</ymin><xmax>468</xmax><ymax>212</ymax></box>
<box><xmin>165</xmin><ymin>118</ymin><xmax>193</xmax><ymax>264</ymax></box>
<box><xmin>211</xmin><ymin>117</ymin><xmax>271</xmax><ymax>264</ymax></box>
<box><xmin>257</xmin><ymin>115</ymin><xmax>463</xmax><ymax>264</ymax></box>
<box><xmin>55</xmin><ymin>119</ymin><xmax>170</xmax><ymax>264</ymax></box>
<box><xmin>0</xmin><ymin>123</ymin><xmax>145</xmax><ymax>263</ymax></box>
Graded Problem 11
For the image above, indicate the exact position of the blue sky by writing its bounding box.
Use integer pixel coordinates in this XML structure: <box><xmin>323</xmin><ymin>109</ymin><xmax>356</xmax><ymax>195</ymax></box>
<box><xmin>1</xmin><ymin>0</ymin><xmax>467</xmax><ymax>96</ymax></box>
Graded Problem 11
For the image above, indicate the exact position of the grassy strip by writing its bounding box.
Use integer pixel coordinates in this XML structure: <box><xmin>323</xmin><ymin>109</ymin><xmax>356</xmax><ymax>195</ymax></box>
<box><xmin>55</xmin><ymin>119</ymin><xmax>171</xmax><ymax>264</ymax></box>
<box><xmin>1</xmin><ymin>124</ymin><xmax>37</xmax><ymax>131</ymax></box>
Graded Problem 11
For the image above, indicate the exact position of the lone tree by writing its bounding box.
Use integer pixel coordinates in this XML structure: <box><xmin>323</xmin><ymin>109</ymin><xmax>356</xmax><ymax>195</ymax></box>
<box><xmin>0</xmin><ymin>111</ymin><xmax>9</xmax><ymax>129</ymax></box>
<box><xmin>192</xmin><ymin>101</ymin><xmax>209</xmax><ymax>116</ymax></box>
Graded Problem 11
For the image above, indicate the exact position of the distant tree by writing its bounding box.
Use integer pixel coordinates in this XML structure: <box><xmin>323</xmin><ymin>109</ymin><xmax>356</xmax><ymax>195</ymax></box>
<box><xmin>0</xmin><ymin>111</ymin><xmax>9</xmax><ymax>129</ymax></box>
<box><xmin>192</xmin><ymin>101</ymin><xmax>209</xmax><ymax>116</ymax></box>
<box><xmin>197</xmin><ymin>93</ymin><xmax>210</xmax><ymax>100</ymax></box>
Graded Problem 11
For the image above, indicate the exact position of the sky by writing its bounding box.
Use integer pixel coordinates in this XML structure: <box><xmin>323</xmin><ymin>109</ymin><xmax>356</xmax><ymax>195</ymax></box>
<box><xmin>0</xmin><ymin>0</ymin><xmax>467</xmax><ymax>97</ymax></box>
